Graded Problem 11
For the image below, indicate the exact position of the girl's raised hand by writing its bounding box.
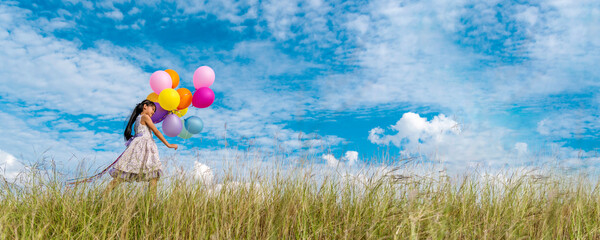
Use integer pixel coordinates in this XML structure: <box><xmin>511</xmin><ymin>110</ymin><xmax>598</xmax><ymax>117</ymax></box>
<box><xmin>168</xmin><ymin>144</ymin><xmax>178</xmax><ymax>150</ymax></box>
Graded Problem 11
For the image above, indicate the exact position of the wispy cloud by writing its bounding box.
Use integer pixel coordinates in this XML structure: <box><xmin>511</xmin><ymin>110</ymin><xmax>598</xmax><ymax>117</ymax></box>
<box><xmin>537</xmin><ymin>110</ymin><xmax>600</xmax><ymax>139</ymax></box>
<box><xmin>2</xmin><ymin>0</ymin><xmax>599</xmax><ymax>179</ymax></box>
<box><xmin>0</xmin><ymin>2</ymin><xmax>344</xmax><ymax>163</ymax></box>
<box><xmin>0</xmin><ymin>3</ymin><xmax>148</xmax><ymax>117</ymax></box>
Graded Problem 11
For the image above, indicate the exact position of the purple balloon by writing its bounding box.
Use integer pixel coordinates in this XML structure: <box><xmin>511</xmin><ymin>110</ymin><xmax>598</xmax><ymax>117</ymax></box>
<box><xmin>151</xmin><ymin>103</ymin><xmax>169</xmax><ymax>123</ymax></box>
<box><xmin>162</xmin><ymin>114</ymin><xmax>182</xmax><ymax>137</ymax></box>
<box><xmin>192</xmin><ymin>87</ymin><xmax>215</xmax><ymax>108</ymax></box>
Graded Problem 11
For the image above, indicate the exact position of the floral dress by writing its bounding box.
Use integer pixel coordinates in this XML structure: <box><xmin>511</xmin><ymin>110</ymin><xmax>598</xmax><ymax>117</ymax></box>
<box><xmin>109</xmin><ymin>114</ymin><xmax>163</xmax><ymax>182</ymax></box>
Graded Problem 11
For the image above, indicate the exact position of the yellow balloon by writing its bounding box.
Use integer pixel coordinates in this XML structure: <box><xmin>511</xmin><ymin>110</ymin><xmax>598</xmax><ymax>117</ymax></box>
<box><xmin>158</xmin><ymin>89</ymin><xmax>180</xmax><ymax>111</ymax></box>
<box><xmin>175</xmin><ymin>108</ymin><xmax>188</xmax><ymax>117</ymax></box>
<box><xmin>146</xmin><ymin>92</ymin><xmax>159</xmax><ymax>102</ymax></box>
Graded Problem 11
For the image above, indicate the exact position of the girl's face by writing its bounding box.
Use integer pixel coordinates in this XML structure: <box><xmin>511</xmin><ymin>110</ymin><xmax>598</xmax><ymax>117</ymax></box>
<box><xmin>143</xmin><ymin>104</ymin><xmax>156</xmax><ymax>117</ymax></box>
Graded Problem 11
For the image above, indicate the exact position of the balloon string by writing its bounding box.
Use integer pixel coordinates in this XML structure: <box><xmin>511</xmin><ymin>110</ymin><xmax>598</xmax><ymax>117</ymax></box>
<box><xmin>64</xmin><ymin>134</ymin><xmax>142</xmax><ymax>187</ymax></box>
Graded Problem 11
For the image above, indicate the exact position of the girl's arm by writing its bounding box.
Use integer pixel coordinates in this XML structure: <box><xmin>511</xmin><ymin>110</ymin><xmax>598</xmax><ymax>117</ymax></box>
<box><xmin>141</xmin><ymin>114</ymin><xmax>178</xmax><ymax>150</ymax></box>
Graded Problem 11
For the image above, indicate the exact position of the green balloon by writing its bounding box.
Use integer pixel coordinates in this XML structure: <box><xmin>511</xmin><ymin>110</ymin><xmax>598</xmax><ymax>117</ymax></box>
<box><xmin>178</xmin><ymin>119</ymin><xmax>193</xmax><ymax>139</ymax></box>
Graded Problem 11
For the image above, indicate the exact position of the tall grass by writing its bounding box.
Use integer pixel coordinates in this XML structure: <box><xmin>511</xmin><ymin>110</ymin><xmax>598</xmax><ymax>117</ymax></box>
<box><xmin>1</xmin><ymin>161</ymin><xmax>600</xmax><ymax>239</ymax></box>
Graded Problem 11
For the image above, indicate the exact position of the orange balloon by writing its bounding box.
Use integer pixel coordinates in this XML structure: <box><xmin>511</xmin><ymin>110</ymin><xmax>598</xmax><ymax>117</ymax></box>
<box><xmin>176</xmin><ymin>88</ymin><xmax>192</xmax><ymax>109</ymax></box>
<box><xmin>146</xmin><ymin>92</ymin><xmax>159</xmax><ymax>102</ymax></box>
<box><xmin>165</xmin><ymin>69</ymin><xmax>180</xmax><ymax>88</ymax></box>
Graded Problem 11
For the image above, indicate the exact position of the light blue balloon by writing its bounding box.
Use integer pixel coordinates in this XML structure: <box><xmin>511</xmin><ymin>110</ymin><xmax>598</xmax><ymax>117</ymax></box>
<box><xmin>185</xmin><ymin>116</ymin><xmax>203</xmax><ymax>134</ymax></box>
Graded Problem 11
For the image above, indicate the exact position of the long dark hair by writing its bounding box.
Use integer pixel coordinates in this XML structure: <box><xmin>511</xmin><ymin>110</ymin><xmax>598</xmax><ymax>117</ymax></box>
<box><xmin>124</xmin><ymin>100</ymin><xmax>156</xmax><ymax>141</ymax></box>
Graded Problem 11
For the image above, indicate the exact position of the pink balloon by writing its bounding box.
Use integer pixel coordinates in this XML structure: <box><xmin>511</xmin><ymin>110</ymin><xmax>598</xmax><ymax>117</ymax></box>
<box><xmin>149</xmin><ymin>71</ymin><xmax>172</xmax><ymax>94</ymax></box>
<box><xmin>193</xmin><ymin>66</ymin><xmax>215</xmax><ymax>89</ymax></box>
<box><xmin>192</xmin><ymin>87</ymin><xmax>215</xmax><ymax>108</ymax></box>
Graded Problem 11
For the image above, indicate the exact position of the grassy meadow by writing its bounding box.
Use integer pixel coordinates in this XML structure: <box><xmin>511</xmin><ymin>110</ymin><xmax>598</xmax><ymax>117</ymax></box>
<box><xmin>1</xmin><ymin>157</ymin><xmax>600</xmax><ymax>239</ymax></box>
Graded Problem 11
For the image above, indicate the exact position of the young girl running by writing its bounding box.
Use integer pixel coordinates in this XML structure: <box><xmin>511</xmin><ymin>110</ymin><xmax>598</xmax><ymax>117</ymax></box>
<box><xmin>67</xmin><ymin>100</ymin><xmax>177</xmax><ymax>200</ymax></box>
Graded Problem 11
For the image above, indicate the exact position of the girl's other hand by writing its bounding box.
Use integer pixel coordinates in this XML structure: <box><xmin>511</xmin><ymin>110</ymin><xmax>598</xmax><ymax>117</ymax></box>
<box><xmin>168</xmin><ymin>144</ymin><xmax>178</xmax><ymax>150</ymax></box>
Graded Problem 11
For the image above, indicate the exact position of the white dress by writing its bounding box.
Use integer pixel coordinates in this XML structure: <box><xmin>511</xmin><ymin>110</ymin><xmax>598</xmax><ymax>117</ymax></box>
<box><xmin>109</xmin><ymin>114</ymin><xmax>163</xmax><ymax>182</ymax></box>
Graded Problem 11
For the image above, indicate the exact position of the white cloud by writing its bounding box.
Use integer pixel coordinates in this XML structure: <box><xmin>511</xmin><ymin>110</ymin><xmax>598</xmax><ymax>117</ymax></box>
<box><xmin>312</xmin><ymin>0</ymin><xmax>600</xmax><ymax>125</ymax></box>
<box><xmin>316</xmin><ymin>0</ymin><xmax>483</xmax><ymax>114</ymax></box>
<box><xmin>367</xmin><ymin>112</ymin><xmax>600</xmax><ymax>174</ymax></box>
<box><xmin>51</xmin><ymin>0</ymin><xmax>599</xmax><ymax>119</ymax></box>
<box><xmin>154</xmin><ymin>0</ymin><xmax>259</xmax><ymax>24</ymax></box>
<box><xmin>6</xmin><ymin>0</ymin><xmax>598</xmax><ymax>178</ymax></box>
<box><xmin>35</xmin><ymin>16</ymin><xmax>75</xmax><ymax>31</ymax></box>
<box><xmin>260</xmin><ymin>0</ymin><xmax>300</xmax><ymax>40</ymax></box>
<box><xmin>0</xmin><ymin>149</ymin><xmax>21</xmax><ymax>181</ymax></box>
<box><xmin>210</xmin><ymin>0</ymin><xmax>258</xmax><ymax>23</ymax></box>
<box><xmin>342</xmin><ymin>151</ymin><xmax>358</xmax><ymax>166</ymax></box>
<box><xmin>515</xmin><ymin>5</ymin><xmax>539</xmax><ymax>27</ymax></box>
<box><xmin>259</xmin><ymin>0</ymin><xmax>344</xmax><ymax>54</ymax></box>
<box><xmin>103</xmin><ymin>8</ymin><xmax>124</xmax><ymax>21</ymax></box>
<box><xmin>515</xmin><ymin>142</ymin><xmax>528</xmax><ymax>155</ymax></box>
<box><xmin>127</xmin><ymin>7</ymin><xmax>141</xmax><ymax>15</ymax></box>
<box><xmin>537</xmin><ymin>111</ymin><xmax>598</xmax><ymax>139</ymax></box>
<box><xmin>62</xmin><ymin>0</ymin><xmax>94</xmax><ymax>9</ymax></box>
<box><xmin>115</xmin><ymin>19</ymin><xmax>145</xmax><ymax>30</ymax></box>
<box><xmin>368</xmin><ymin>112</ymin><xmax>524</xmax><ymax>171</ymax></box>
<box><xmin>322</xmin><ymin>154</ymin><xmax>339</xmax><ymax>167</ymax></box>
<box><xmin>0</xmin><ymin>4</ymin><xmax>148</xmax><ymax>118</ymax></box>
<box><xmin>0</xmin><ymin>150</ymin><xmax>16</xmax><ymax>166</ymax></box>
<box><xmin>176</xmin><ymin>40</ymin><xmax>343</xmax><ymax>152</ymax></box>
<box><xmin>0</xmin><ymin>2</ymin><xmax>346</xmax><ymax>176</ymax></box>
<box><xmin>51</xmin><ymin>0</ymin><xmax>600</xmax><ymax>137</ymax></box>
<box><xmin>369</xmin><ymin>112</ymin><xmax>460</xmax><ymax>147</ymax></box>
<box><xmin>0</xmin><ymin>110</ymin><xmax>132</xmax><ymax>176</ymax></box>
<box><xmin>321</xmin><ymin>151</ymin><xmax>359</xmax><ymax>168</ymax></box>
<box><xmin>192</xmin><ymin>161</ymin><xmax>214</xmax><ymax>185</ymax></box>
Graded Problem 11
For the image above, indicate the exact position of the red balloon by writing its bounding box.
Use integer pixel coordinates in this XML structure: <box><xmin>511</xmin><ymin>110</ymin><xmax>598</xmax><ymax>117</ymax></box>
<box><xmin>192</xmin><ymin>87</ymin><xmax>215</xmax><ymax>108</ymax></box>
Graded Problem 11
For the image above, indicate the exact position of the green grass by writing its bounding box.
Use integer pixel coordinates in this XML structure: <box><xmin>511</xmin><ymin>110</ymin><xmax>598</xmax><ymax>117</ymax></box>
<box><xmin>1</xmin><ymin>163</ymin><xmax>600</xmax><ymax>239</ymax></box>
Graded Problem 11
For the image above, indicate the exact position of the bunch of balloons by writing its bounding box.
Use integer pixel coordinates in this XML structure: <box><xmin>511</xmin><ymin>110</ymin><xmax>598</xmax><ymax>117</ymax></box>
<box><xmin>146</xmin><ymin>66</ymin><xmax>215</xmax><ymax>139</ymax></box>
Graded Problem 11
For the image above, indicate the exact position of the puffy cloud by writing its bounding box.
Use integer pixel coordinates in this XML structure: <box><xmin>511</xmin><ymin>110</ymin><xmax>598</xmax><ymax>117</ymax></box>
<box><xmin>343</xmin><ymin>151</ymin><xmax>358</xmax><ymax>166</ymax></box>
<box><xmin>322</xmin><ymin>154</ymin><xmax>339</xmax><ymax>167</ymax></box>
<box><xmin>369</xmin><ymin>112</ymin><xmax>460</xmax><ymax>147</ymax></box>
<box><xmin>193</xmin><ymin>161</ymin><xmax>214</xmax><ymax>186</ymax></box>
<box><xmin>322</xmin><ymin>151</ymin><xmax>359</xmax><ymax>168</ymax></box>
<box><xmin>0</xmin><ymin>149</ymin><xmax>21</xmax><ymax>181</ymax></box>
<box><xmin>368</xmin><ymin>112</ymin><xmax>523</xmax><ymax>171</ymax></box>
<box><xmin>369</xmin><ymin>112</ymin><xmax>600</xmax><ymax>174</ymax></box>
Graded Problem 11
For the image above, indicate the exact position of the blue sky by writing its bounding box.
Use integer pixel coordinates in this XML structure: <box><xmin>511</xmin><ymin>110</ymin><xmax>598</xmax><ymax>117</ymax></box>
<box><xmin>1</xmin><ymin>0</ymin><xmax>599</xmax><ymax>180</ymax></box>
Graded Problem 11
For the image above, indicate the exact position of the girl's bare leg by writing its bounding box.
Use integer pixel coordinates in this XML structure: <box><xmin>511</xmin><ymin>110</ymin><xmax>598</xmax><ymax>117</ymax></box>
<box><xmin>149</xmin><ymin>178</ymin><xmax>158</xmax><ymax>202</ymax></box>
<box><xmin>102</xmin><ymin>178</ymin><xmax>122</xmax><ymax>198</ymax></box>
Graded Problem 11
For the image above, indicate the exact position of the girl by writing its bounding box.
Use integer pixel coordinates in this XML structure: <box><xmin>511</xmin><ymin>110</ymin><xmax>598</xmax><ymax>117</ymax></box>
<box><xmin>67</xmin><ymin>100</ymin><xmax>177</xmax><ymax>201</ymax></box>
